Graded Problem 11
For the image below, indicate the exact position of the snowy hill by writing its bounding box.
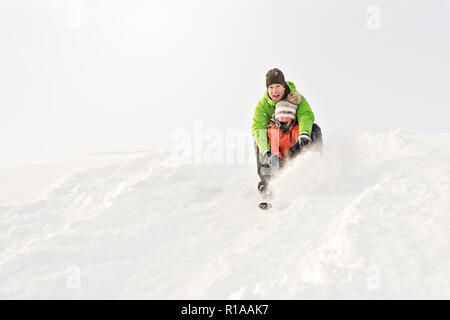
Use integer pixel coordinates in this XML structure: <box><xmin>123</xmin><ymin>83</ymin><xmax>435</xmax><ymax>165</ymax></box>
<box><xmin>1</xmin><ymin>131</ymin><xmax>449</xmax><ymax>299</ymax></box>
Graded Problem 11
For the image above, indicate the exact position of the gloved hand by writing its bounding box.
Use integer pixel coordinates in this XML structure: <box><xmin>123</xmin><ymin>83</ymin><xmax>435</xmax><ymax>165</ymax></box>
<box><xmin>261</xmin><ymin>151</ymin><xmax>281</xmax><ymax>167</ymax></box>
<box><xmin>289</xmin><ymin>133</ymin><xmax>312</xmax><ymax>157</ymax></box>
<box><xmin>298</xmin><ymin>133</ymin><xmax>312</xmax><ymax>147</ymax></box>
<box><xmin>289</xmin><ymin>142</ymin><xmax>300</xmax><ymax>156</ymax></box>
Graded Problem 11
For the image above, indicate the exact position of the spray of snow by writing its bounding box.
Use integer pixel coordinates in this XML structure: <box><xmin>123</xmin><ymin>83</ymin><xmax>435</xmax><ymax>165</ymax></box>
<box><xmin>1</xmin><ymin>130</ymin><xmax>449</xmax><ymax>299</ymax></box>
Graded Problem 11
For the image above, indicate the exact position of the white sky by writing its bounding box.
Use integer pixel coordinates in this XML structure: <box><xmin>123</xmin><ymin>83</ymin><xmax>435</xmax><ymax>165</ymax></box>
<box><xmin>1</xmin><ymin>0</ymin><xmax>450</xmax><ymax>166</ymax></box>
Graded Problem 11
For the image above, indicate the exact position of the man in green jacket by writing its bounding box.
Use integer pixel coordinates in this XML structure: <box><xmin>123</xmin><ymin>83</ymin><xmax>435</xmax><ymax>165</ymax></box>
<box><xmin>252</xmin><ymin>68</ymin><xmax>322</xmax><ymax>192</ymax></box>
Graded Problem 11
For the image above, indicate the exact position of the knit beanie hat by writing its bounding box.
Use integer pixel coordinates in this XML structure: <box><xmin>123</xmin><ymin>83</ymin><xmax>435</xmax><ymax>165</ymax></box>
<box><xmin>266</xmin><ymin>68</ymin><xmax>286</xmax><ymax>88</ymax></box>
<box><xmin>274</xmin><ymin>101</ymin><xmax>298</xmax><ymax>120</ymax></box>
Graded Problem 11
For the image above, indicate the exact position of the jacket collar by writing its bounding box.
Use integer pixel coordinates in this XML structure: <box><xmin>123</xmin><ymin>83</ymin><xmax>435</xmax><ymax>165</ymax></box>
<box><xmin>269</xmin><ymin>117</ymin><xmax>297</xmax><ymax>135</ymax></box>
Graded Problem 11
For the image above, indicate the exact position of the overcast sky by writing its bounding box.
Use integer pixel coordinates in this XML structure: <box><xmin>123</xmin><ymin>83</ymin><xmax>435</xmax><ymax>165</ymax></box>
<box><xmin>1</xmin><ymin>0</ymin><xmax>450</xmax><ymax>166</ymax></box>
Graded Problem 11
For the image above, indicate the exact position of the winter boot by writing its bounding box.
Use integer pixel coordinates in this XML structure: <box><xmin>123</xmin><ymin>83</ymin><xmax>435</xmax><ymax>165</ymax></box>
<box><xmin>258</xmin><ymin>180</ymin><xmax>267</xmax><ymax>194</ymax></box>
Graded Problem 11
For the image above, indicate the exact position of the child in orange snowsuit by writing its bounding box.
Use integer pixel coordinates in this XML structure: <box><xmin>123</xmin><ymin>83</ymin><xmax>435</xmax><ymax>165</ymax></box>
<box><xmin>267</xmin><ymin>100</ymin><xmax>306</xmax><ymax>163</ymax></box>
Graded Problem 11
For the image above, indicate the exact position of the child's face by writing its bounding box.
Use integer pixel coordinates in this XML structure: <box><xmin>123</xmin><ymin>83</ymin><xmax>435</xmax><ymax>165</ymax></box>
<box><xmin>278</xmin><ymin>117</ymin><xmax>294</xmax><ymax>127</ymax></box>
<box><xmin>268</xmin><ymin>84</ymin><xmax>285</xmax><ymax>102</ymax></box>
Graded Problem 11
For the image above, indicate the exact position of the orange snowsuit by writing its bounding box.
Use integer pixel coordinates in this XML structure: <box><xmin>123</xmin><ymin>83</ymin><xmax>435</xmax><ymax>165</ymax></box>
<box><xmin>267</xmin><ymin>119</ymin><xmax>299</xmax><ymax>160</ymax></box>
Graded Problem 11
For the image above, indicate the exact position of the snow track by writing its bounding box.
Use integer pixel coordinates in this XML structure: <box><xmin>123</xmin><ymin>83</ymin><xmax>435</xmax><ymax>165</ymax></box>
<box><xmin>1</xmin><ymin>131</ymin><xmax>449</xmax><ymax>298</ymax></box>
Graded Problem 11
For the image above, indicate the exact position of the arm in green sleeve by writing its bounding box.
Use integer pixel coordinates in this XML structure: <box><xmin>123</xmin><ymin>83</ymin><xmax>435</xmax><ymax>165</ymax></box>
<box><xmin>251</xmin><ymin>101</ymin><xmax>270</xmax><ymax>155</ymax></box>
<box><xmin>297</xmin><ymin>96</ymin><xmax>315</xmax><ymax>136</ymax></box>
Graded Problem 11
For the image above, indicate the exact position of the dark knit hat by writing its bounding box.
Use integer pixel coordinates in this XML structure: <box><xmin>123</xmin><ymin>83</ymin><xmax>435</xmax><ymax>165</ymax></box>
<box><xmin>266</xmin><ymin>68</ymin><xmax>286</xmax><ymax>88</ymax></box>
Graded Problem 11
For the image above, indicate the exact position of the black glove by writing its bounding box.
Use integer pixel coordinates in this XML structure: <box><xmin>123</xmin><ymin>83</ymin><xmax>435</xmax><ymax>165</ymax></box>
<box><xmin>289</xmin><ymin>142</ymin><xmax>300</xmax><ymax>156</ymax></box>
<box><xmin>289</xmin><ymin>134</ymin><xmax>312</xmax><ymax>157</ymax></box>
<box><xmin>298</xmin><ymin>133</ymin><xmax>312</xmax><ymax>147</ymax></box>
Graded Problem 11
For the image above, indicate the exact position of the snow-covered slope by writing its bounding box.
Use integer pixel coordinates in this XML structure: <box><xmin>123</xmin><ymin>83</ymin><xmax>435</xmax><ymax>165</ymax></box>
<box><xmin>1</xmin><ymin>131</ymin><xmax>449</xmax><ymax>299</ymax></box>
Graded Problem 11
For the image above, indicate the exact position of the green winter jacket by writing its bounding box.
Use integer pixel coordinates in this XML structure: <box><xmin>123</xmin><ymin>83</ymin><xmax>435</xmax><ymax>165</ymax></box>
<box><xmin>251</xmin><ymin>81</ymin><xmax>315</xmax><ymax>155</ymax></box>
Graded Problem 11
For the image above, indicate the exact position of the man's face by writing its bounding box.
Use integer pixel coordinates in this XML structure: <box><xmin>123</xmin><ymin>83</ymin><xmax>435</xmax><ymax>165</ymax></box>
<box><xmin>268</xmin><ymin>84</ymin><xmax>285</xmax><ymax>102</ymax></box>
<box><xmin>278</xmin><ymin>117</ymin><xmax>294</xmax><ymax>127</ymax></box>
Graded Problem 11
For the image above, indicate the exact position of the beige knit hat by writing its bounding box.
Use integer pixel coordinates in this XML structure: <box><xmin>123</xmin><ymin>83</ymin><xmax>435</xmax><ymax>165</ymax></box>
<box><xmin>274</xmin><ymin>101</ymin><xmax>298</xmax><ymax>120</ymax></box>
